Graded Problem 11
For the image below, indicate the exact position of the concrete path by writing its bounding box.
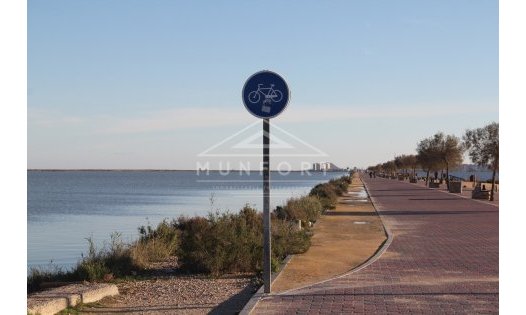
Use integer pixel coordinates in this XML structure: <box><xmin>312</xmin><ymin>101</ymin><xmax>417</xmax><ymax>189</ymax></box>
<box><xmin>250</xmin><ymin>176</ymin><xmax>498</xmax><ymax>314</ymax></box>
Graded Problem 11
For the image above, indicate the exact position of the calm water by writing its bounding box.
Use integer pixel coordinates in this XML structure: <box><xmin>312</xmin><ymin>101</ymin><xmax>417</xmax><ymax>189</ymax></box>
<box><xmin>28</xmin><ymin>170</ymin><xmax>347</xmax><ymax>269</ymax></box>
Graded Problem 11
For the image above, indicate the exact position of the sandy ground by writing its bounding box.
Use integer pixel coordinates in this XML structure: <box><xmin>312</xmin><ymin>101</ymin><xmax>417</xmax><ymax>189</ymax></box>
<box><xmin>270</xmin><ymin>174</ymin><xmax>387</xmax><ymax>293</ymax></box>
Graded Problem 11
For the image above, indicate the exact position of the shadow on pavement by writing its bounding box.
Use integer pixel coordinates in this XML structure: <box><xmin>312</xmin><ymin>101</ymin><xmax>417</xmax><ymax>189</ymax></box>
<box><xmin>324</xmin><ymin>211</ymin><xmax>376</xmax><ymax>216</ymax></box>
<box><xmin>370</xmin><ymin>188</ymin><xmax>429</xmax><ymax>192</ymax></box>
<box><xmin>209</xmin><ymin>283</ymin><xmax>258</xmax><ymax>315</ymax></box>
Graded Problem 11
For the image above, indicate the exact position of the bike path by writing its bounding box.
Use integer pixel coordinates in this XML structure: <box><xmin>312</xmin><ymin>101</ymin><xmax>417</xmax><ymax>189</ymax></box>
<box><xmin>251</xmin><ymin>176</ymin><xmax>498</xmax><ymax>314</ymax></box>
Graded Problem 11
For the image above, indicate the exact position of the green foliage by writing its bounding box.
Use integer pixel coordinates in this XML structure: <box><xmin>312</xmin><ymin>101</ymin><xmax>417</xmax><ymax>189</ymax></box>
<box><xmin>277</xmin><ymin>195</ymin><xmax>323</xmax><ymax>222</ymax></box>
<box><xmin>417</xmin><ymin>132</ymin><xmax>463</xmax><ymax>172</ymax></box>
<box><xmin>133</xmin><ymin>219</ymin><xmax>179</xmax><ymax>267</ymax></box>
<box><xmin>309</xmin><ymin>183</ymin><xmax>338</xmax><ymax>209</ymax></box>
<box><xmin>73</xmin><ymin>233</ymin><xmax>135</xmax><ymax>281</ymax></box>
<box><xmin>176</xmin><ymin>205</ymin><xmax>263</xmax><ymax>275</ymax></box>
<box><xmin>309</xmin><ymin>175</ymin><xmax>350</xmax><ymax>209</ymax></box>
<box><xmin>382</xmin><ymin>160</ymin><xmax>397</xmax><ymax>174</ymax></box>
<box><xmin>328</xmin><ymin>176</ymin><xmax>351</xmax><ymax>195</ymax></box>
<box><xmin>463</xmin><ymin>122</ymin><xmax>499</xmax><ymax>170</ymax></box>
<box><xmin>271</xmin><ymin>218</ymin><xmax>311</xmax><ymax>265</ymax></box>
<box><xmin>27</xmin><ymin>264</ymin><xmax>76</xmax><ymax>294</ymax></box>
<box><xmin>393</xmin><ymin>154</ymin><xmax>419</xmax><ymax>175</ymax></box>
<box><xmin>463</xmin><ymin>122</ymin><xmax>499</xmax><ymax>200</ymax></box>
<box><xmin>28</xmin><ymin>233</ymin><xmax>138</xmax><ymax>293</ymax></box>
<box><xmin>417</xmin><ymin>135</ymin><xmax>443</xmax><ymax>173</ymax></box>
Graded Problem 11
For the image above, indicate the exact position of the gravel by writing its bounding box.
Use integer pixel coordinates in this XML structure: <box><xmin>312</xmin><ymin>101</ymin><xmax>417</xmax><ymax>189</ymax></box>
<box><xmin>80</xmin><ymin>274</ymin><xmax>259</xmax><ymax>314</ymax></box>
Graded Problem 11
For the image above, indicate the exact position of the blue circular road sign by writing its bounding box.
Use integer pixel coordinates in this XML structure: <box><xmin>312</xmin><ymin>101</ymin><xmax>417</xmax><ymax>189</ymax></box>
<box><xmin>242</xmin><ymin>70</ymin><xmax>290</xmax><ymax>119</ymax></box>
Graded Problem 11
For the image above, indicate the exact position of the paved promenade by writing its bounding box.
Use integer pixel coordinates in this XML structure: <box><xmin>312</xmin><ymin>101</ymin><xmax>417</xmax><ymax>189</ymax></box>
<box><xmin>251</xmin><ymin>176</ymin><xmax>498</xmax><ymax>314</ymax></box>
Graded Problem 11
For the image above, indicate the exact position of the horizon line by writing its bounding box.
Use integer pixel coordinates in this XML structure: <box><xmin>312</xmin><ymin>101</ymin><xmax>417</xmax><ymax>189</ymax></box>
<box><xmin>27</xmin><ymin>168</ymin><xmax>350</xmax><ymax>172</ymax></box>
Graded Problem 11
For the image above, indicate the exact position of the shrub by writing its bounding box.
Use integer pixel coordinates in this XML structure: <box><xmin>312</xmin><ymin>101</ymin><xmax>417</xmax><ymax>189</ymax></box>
<box><xmin>132</xmin><ymin>219</ymin><xmax>179</xmax><ymax>268</ymax></box>
<box><xmin>28</xmin><ymin>233</ymin><xmax>138</xmax><ymax>293</ymax></box>
<box><xmin>309</xmin><ymin>175</ymin><xmax>351</xmax><ymax>209</ymax></box>
<box><xmin>279</xmin><ymin>196</ymin><xmax>323</xmax><ymax>222</ymax></box>
<box><xmin>328</xmin><ymin>176</ymin><xmax>351</xmax><ymax>195</ymax></box>
<box><xmin>175</xmin><ymin>205</ymin><xmax>314</xmax><ymax>274</ymax></box>
<box><xmin>27</xmin><ymin>264</ymin><xmax>76</xmax><ymax>294</ymax></box>
<box><xmin>73</xmin><ymin>233</ymin><xmax>135</xmax><ymax>281</ymax></box>
<box><xmin>271</xmin><ymin>217</ymin><xmax>311</xmax><ymax>270</ymax></box>
<box><xmin>176</xmin><ymin>205</ymin><xmax>263</xmax><ymax>275</ymax></box>
<box><xmin>309</xmin><ymin>183</ymin><xmax>338</xmax><ymax>209</ymax></box>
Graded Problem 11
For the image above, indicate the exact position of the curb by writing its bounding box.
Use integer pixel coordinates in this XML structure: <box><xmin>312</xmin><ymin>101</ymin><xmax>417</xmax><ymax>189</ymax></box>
<box><xmin>239</xmin><ymin>255</ymin><xmax>294</xmax><ymax>315</ymax></box>
<box><xmin>27</xmin><ymin>283</ymin><xmax>119</xmax><ymax>315</ymax></box>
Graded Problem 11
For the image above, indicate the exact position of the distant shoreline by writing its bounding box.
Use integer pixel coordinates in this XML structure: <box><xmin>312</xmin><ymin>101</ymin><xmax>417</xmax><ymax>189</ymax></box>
<box><xmin>27</xmin><ymin>169</ymin><xmax>349</xmax><ymax>172</ymax></box>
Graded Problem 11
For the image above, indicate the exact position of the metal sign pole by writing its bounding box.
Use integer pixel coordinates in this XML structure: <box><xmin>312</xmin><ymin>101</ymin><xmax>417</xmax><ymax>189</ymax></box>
<box><xmin>242</xmin><ymin>70</ymin><xmax>289</xmax><ymax>294</ymax></box>
<box><xmin>263</xmin><ymin>118</ymin><xmax>271</xmax><ymax>293</ymax></box>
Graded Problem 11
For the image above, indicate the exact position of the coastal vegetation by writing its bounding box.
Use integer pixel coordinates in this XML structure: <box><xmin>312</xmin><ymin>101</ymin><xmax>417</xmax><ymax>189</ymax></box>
<box><xmin>28</xmin><ymin>174</ymin><xmax>352</xmax><ymax>293</ymax></box>
<box><xmin>274</xmin><ymin>196</ymin><xmax>323</xmax><ymax>222</ymax></box>
<box><xmin>308</xmin><ymin>177</ymin><xmax>348</xmax><ymax>209</ymax></box>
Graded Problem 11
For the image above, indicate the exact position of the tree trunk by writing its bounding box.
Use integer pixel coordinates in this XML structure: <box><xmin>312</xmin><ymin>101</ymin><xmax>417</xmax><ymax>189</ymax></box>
<box><xmin>446</xmin><ymin>163</ymin><xmax>449</xmax><ymax>190</ymax></box>
<box><xmin>426</xmin><ymin>170</ymin><xmax>430</xmax><ymax>186</ymax></box>
<box><xmin>490</xmin><ymin>167</ymin><xmax>497</xmax><ymax>201</ymax></box>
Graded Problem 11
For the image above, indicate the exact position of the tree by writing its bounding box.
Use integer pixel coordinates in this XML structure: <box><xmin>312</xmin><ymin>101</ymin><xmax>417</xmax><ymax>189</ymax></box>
<box><xmin>394</xmin><ymin>155</ymin><xmax>407</xmax><ymax>176</ymax></box>
<box><xmin>417</xmin><ymin>132</ymin><xmax>463</xmax><ymax>188</ymax></box>
<box><xmin>463</xmin><ymin>122</ymin><xmax>499</xmax><ymax>201</ymax></box>
<box><xmin>405</xmin><ymin>154</ymin><xmax>419</xmax><ymax>178</ymax></box>
<box><xmin>382</xmin><ymin>160</ymin><xmax>396</xmax><ymax>176</ymax></box>
<box><xmin>416</xmin><ymin>136</ymin><xmax>442</xmax><ymax>184</ymax></box>
<box><xmin>437</xmin><ymin>133</ymin><xmax>463</xmax><ymax>190</ymax></box>
<box><xmin>394</xmin><ymin>155</ymin><xmax>418</xmax><ymax>178</ymax></box>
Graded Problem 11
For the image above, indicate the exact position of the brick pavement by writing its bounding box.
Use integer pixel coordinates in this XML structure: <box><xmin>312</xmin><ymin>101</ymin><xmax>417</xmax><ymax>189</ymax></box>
<box><xmin>250</xmin><ymin>176</ymin><xmax>498</xmax><ymax>314</ymax></box>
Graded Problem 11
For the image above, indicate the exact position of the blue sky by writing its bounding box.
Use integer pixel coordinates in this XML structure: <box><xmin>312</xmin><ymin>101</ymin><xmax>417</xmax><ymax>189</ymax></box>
<box><xmin>28</xmin><ymin>0</ymin><xmax>498</xmax><ymax>169</ymax></box>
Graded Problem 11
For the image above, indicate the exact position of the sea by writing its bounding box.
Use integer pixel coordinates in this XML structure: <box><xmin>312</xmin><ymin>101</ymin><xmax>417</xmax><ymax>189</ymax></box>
<box><xmin>27</xmin><ymin>170</ymin><xmax>347</xmax><ymax>270</ymax></box>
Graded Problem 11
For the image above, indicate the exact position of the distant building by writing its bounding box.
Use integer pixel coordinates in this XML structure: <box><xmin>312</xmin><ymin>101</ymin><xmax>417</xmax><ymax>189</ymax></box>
<box><xmin>312</xmin><ymin>162</ymin><xmax>339</xmax><ymax>171</ymax></box>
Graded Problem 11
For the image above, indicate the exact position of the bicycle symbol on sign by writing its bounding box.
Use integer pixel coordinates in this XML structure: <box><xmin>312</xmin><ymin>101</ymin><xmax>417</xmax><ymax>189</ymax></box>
<box><xmin>248</xmin><ymin>84</ymin><xmax>283</xmax><ymax>113</ymax></box>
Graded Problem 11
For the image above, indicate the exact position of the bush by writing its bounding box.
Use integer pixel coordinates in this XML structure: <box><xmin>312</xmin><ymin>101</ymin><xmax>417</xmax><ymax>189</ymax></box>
<box><xmin>73</xmin><ymin>233</ymin><xmax>136</xmax><ymax>281</ymax></box>
<box><xmin>27</xmin><ymin>264</ymin><xmax>76</xmax><ymax>294</ymax></box>
<box><xmin>309</xmin><ymin>175</ymin><xmax>351</xmax><ymax>209</ymax></box>
<box><xmin>328</xmin><ymin>176</ymin><xmax>351</xmax><ymax>195</ymax></box>
<box><xmin>271</xmin><ymin>217</ymin><xmax>311</xmax><ymax>267</ymax></box>
<box><xmin>309</xmin><ymin>183</ymin><xmax>338</xmax><ymax>209</ymax></box>
<box><xmin>277</xmin><ymin>196</ymin><xmax>323</xmax><ymax>222</ymax></box>
<box><xmin>132</xmin><ymin>219</ymin><xmax>179</xmax><ymax>268</ymax></box>
<box><xmin>28</xmin><ymin>233</ymin><xmax>138</xmax><ymax>293</ymax></box>
<box><xmin>176</xmin><ymin>205</ymin><xmax>263</xmax><ymax>275</ymax></box>
<box><xmin>175</xmin><ymin>205</ymin><xmax>314</xmax><ymax>275</ymax></box>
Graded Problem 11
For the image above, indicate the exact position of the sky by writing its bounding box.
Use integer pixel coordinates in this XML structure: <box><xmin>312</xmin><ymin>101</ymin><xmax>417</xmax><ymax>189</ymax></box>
<box><xmin>27</xmin><ymin>0</ymin><xmax>499</xmax><ymax>169</ymax></box>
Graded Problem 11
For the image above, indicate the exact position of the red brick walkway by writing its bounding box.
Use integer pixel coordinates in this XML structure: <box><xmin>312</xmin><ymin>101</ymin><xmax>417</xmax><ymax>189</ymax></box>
<box><xmin>251</xmin><ymin>176</ymin><xmax>498</xmax><ymax>314</ymax></box>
